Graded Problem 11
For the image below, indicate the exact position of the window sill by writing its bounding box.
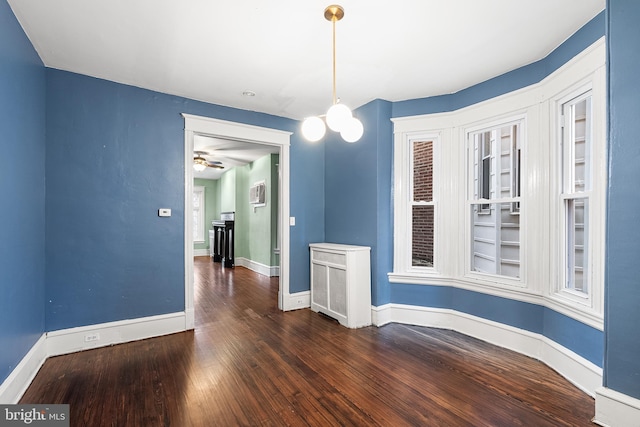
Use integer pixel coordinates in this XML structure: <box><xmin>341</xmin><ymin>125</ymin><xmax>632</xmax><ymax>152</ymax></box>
<box><xmin>545</xmin><ymin>294</ymin><xmax>603</xmax><ymax>330</ymax></box>
<box><xmin>388</xmin><ymin>271</ymin><xmax>542</xmax><ymax>306</ymax></box>
<box><xmin>388</xmin><ymin>271</ymin><xmax>603</xmax><ymax>329</ymax></box>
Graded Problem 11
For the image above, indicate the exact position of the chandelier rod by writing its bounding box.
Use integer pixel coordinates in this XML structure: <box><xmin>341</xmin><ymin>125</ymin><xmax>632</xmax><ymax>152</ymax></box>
<box><xmin>325</xmin><ymin>5</ymin><xmax>344</xmax><ymax>105</ymax></box>
<box><xmin>332</xmin><ymin>15</ymin><xmax>336</xmax><ymax>105</ymax></box>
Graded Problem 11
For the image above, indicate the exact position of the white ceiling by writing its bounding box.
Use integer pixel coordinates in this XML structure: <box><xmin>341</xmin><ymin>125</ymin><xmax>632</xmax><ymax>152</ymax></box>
<box><xmin>8</xmin><ymin>1</ymin><xmax>604</xmax><ymax>180</ymax></box>
<box><xmin>8</xmin><ymin>0</ymin><xmax>604</xmax><ymax>122</ymax></box>
<box><xmin>193</xmin><ymin>135</ymin><xmax>280</xmax><ymax>180</ymax></box>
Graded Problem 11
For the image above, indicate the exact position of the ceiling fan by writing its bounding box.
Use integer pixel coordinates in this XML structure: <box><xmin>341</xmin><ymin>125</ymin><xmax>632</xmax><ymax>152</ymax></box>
<box><xmin>193</xmin><ymin>151</ymin><xmax>224</xmax><ymax>172</ymax></box>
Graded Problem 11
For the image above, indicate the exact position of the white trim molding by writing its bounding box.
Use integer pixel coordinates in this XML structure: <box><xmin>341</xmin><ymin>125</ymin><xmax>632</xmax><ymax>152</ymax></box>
<box><xmin>281</xmin><ymin>291</ymin><xmax>310</xmax><ymax>311</ymax></box>
<box><xmin>46</xmin><ymin>312</ymin><xmax>187</xmax><ymax>357</ymax></box>
<box><xmin>193</xmin><ymin>248</ymin><xmax>210</xmax><ymax>257</ymax></box>
<box><xmin>0</xmin><ymin>335</ymin><xmax>47</xmax><ymax>404</ymax></box>
<box><xmin>372</xmin><ymin>303</ymin><xmax>602</xmax><ymax>397</ymax></box>
<box><xmin>182</xmin><ymin>114</ymin><xmax>292</xmax><ymax>312</ymax></box>
<box><xmin>0</xmin><ymin>312</ymin><xmax>187</xmax><ymax>403</ymax></box>
<box><xmin>389</xmin><ymin>38</ymin><xmax>606</xmax><ymax>330</ymax></box>
<box><xmin>235</xmin><ymin>257</ymin><xmax>280</xmax><ymax>277</ymax></box>
<box><xmin>595</xmin><ymin>387</ymin><xmax>640</xmax><ymax>427</ymax></box>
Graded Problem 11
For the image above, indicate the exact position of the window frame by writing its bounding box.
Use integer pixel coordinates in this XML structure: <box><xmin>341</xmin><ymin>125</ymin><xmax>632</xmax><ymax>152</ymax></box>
<box><xmin>465</xmin><ymin>115</ymin><xmax>526</xmax><ymax>288</ymax></box>
<box><xmin>193</xmin><ymin>185</ymin><xmax>206</xmax><ymax>244</ymax></box>
<box><xmin>389</xmin><ymin>38</ymin><xmax>605</xmax><ymax>328</ymax></box>
<box><xmin>392</xmin><ymin>131</ymin><xmax>441</xmax><ymax>276</ymax></box>
<box><xmin>553</xmin><ymin>87</ymin><xmax>596</xmax><ymax>307</ymax></box>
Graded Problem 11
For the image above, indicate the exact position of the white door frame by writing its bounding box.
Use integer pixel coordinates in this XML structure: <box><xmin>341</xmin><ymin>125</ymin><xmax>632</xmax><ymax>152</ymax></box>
<box><xmin>182</xmin><ymin>114</ymin><xmax>292</xmax><ymax>329</ymax></box>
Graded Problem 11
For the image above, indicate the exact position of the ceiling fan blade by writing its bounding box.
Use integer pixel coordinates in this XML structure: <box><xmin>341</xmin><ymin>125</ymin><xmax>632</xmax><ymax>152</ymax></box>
<box><xmin>207</xmin><ymin>164</ymin><xmax>224</xmax><ymax>169</ymax></box>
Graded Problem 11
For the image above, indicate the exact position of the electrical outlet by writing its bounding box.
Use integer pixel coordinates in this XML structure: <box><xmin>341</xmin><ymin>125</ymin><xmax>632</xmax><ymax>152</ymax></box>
<box><xmin>84</xmin><ymin>333</ymin><xmax>100</xmax><ymax>343</ymax></box>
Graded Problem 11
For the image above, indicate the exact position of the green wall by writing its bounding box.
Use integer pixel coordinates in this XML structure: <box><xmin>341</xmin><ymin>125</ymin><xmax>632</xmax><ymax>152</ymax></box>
<box><xmin>193</xmin><ymin>154</ymin><xmax>278</xmax><ymax>268</ymax></box>
<box><xmin>220</xmin><ymin>168</ymin><xmax>236</xmax><ymax>213</ymax></box>
<box><xmin>235</xmin><ymin>154</ymin><xmax>278</xmax><ymax>267</ymax></box>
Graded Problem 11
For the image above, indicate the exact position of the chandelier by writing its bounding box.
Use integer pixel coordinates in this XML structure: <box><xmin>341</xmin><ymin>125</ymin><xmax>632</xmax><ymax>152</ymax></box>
<box><xmin>301</xmin><ymin>5</ymin><xmax>363</xmax><ymax>143</ymax></box>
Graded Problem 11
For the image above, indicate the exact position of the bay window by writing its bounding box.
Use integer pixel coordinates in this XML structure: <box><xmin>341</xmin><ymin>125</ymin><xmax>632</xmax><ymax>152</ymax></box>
<box><xmin>468</xmin><ymin>120</ymin><xmax>523</xmax><ymax>281</ymax></box>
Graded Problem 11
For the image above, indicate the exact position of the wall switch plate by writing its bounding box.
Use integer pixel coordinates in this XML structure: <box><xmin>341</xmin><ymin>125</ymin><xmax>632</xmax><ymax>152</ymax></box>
<box><xmin>289</xmin><ymin>216</ymin><xmax>295</xmax><ymax>226</ymax></box>
<box><xmin>158</xmin><ymin>208</ymin><xmax>171</xmax><ymax>217</ymax></box>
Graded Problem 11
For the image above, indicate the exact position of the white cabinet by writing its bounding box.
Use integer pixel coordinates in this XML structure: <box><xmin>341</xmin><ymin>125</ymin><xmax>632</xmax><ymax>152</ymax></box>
<box><xmin>309</xmin><ymin>243</ymin><xmax>371</xmax><ymax>328</ymax></box>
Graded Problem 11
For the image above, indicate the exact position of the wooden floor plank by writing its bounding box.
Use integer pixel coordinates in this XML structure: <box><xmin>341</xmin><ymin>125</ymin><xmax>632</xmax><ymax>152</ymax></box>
<box><xmin>20</xmin><ymin>257</ymin><xmax>595</xmax><ymax>426</ymax></box>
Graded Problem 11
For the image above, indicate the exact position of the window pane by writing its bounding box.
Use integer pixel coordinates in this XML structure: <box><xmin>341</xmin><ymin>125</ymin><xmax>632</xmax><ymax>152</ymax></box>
<box><xmin>413</xmin><ymin>140</ymin><xmax>433</xmax><ymax>202</ymax></box>
<box><xmin>193</xmin><ymin>187</ymin><xmax>205</xmax><ymax>242</ymax></box>
<box><xmin>563</xmin><ymin>96</ymin><xmax>591</xmax><ymax>194</ymax></box>
<box><xmin>193</xmin><ymin>210</ymin><xmax>200</xmax><ymax>240</ymax></box>
<box><xmin>566</xmin><ymin>198</ymin><xmax>588</xmax><ymax>294</ymax></box>
<box><xmin>412</xmin><ymin>205</ymin><xmax>434</xmax><ymax>267</ymax></box>
<box><xmin>470</xmin><ymin>202</ymin><xmax>520</xmax><ymax>278</ymax></box>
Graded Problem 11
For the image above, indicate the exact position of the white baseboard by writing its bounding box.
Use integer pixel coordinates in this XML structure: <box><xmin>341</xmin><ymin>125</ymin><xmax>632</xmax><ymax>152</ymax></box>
<box><xmin>281</xmin><ymin>291</ymin><xmax>310</xmax><ymax>311</ymax></box>
<box><xmin>594</xmin><ymin>387</ymin><xmax>640</xmax><ymax>427</ymax></box>
<box><xmin>47</xmin><ymin>312</ymin><xmax>187</xmax><ymax>357</ymax></box>
<box><xmin>1</xmin><ymin>312</ymin><xmax>188</xmax><ymax>403</ymax></box>
<box><xmin>372</xmin><ymin>303</ymin><xmax>602</xmax><ymax>397</ymax></box>
<box><xmin>236</xmin><ymin>257</ymin><xmax>279</xmax><ymax>277</ymax></box>
<box><xmin>0</xmin><ymin>334</ymin><xmax>47</xmax><ymax>404</ymax></box>
<box><xmin>193</xmin><ymin>249</ymin><xmax>210</xmax><ymax>257</ymax></box>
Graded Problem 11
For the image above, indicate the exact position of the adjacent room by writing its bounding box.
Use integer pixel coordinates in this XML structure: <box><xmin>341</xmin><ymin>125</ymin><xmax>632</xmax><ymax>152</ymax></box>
<box><xmin>2</xmin><ymin>1</ymin><xmax>639</xmax><ymax>426</ymax></box>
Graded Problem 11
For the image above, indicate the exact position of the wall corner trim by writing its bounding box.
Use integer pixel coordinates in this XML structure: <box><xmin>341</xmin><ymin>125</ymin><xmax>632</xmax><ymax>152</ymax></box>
<box><xmin>0</xmin><ymin>335</ymin><xmax>47</xmax><ymax>404</ymax></box>
<box><xmin>0</xmin><ymin>312</ymin><xmax>189</xmax><ymax>403</ymax></box>
<box><xmin>281</xmin><ymin>291</ymin><xmax>310</xmax><ymax>311</ymax></box>
<box><xmin>594</xmin><ymin>387</ymin><xmax>640</xmax><ymax>427</ymax></box>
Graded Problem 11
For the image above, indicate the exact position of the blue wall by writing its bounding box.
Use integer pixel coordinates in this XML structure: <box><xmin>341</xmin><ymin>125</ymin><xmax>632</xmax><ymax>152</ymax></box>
<box><xmin>323</xmin><ymin>11</ymin><xmax>607</xmax><ymax>367</ymax></box>
<box><xmin>324</xmin><ymin>99</ymin><xmax>393</xmax><ymax>306</ymax></box>
<box><xmin>45</xmin><ymin>69</ymin><xmax>320</xmax><ymax>329</ymax></box>
<box><xmin>290</xmin><ymin>124</ymin><xmax>325</xmax><ymax>294</ymax></box>
<box><xmin>393</xmin><ymin>11</ymin><xmax>606</xmax><ymax>118</ymax></box>
<box><xmin>604</xmin><ymin>0</ymin><xmax>640</xmax><ymax>400</ymax></box>
<box><xmin>3</xmin><ymin>0</ymin><xmax>631</xmax><ymax>401</ymax></box>
<box><xmin>0</xmin><ymin>0</ymin><xmax>46</xmax><ymax>384</ymax></box>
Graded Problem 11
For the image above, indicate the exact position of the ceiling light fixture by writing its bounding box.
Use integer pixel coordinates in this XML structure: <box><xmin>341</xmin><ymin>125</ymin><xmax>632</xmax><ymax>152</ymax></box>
<box><xmin>301</xmin><ymin>5</ymin><xmax>363</xmax><ymax>143</ymax></box>
<box><xmin>193</xmin><ymin>156</ymin><xmax>208</xmax><ymax>172</ymax></box>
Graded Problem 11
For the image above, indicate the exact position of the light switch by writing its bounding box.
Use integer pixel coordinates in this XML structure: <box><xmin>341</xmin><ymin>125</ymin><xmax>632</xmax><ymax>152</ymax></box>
<box><xmin>158</xmin><ymin>208</ymin><xmax>171</xmax><ymax>217</ymax></box>
<box><xmin>289</xmin><ymin>216</ymin><xmax>295</xmax><ymax>226</ymax></box>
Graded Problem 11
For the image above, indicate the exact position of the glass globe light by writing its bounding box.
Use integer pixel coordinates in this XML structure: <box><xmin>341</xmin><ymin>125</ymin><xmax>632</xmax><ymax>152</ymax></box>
<box><xmin>340</xmin><ymin>117</ymin><xmax>364</xmax><ymax>143</ymax></box>
<box><xmin>301</xmin><ymin>116</ymin><xmax>327</xmax><ymax>142</ymax></box>
<box><xmin>193</xmin><ymin>157</ymin><xmax>208</xmax><ymax>172</ymax></box>
<box><xmin>325</xmin><ymin>103</ymin><xmax>352</xmax><ymax>132</ymax></box>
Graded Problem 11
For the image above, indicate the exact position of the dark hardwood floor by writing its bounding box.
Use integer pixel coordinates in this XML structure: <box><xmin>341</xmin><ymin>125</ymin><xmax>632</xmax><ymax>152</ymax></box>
<box><xmin>20</xmin><ymin>257</ymin><xmax>595</xmax><ymax>426</ymax></box>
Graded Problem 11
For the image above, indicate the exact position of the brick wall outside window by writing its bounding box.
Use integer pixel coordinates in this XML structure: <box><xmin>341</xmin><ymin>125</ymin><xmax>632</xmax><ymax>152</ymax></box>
<box><xmin>412</xmin><ymin>141</ymin><xmax>434</xmax><ymax>266</ymax></box>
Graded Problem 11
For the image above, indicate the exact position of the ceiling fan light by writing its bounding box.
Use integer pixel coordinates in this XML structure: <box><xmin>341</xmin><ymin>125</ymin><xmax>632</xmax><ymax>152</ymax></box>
<box><xmin>326</xmin><ymin>103</ymin><xmax>352</xmax><ymax>132</ymax></box>
<box><xmin>193</xmin><ymin>156</ymin><xmax>208</xmax><ymax>172</ymax></box>
<box><xmin>301</xmin><ymin>116</ymin><xmax>327</xmax><ymax>142</ymax></box>
<box><xmin>340</xmin><ymin>117</ymin><xmax>364</xmax><ymax>143</ymax></box>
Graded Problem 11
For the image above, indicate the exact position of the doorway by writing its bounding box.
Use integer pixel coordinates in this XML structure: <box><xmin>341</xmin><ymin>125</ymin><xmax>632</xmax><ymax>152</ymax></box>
<box><xmin>182</xmin><ymin>114</ymin><xmax>292</xmax><ymax>330</ymax></box>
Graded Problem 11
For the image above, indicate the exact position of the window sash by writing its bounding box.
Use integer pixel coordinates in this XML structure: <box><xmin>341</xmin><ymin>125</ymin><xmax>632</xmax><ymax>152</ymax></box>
<box><xmin>408</xmin><ymin>139</ymin><xmax>436</xmax><ymax>271</ymax></box>
<box><xmin>560</xmin><ymin>92</ymin><xmax>592</xmax><ymax>297</ymax></box>
<box><xmin>468</xmin><ymin>121</ymin><xmax>523</xmax><ymax>282</ymax></box>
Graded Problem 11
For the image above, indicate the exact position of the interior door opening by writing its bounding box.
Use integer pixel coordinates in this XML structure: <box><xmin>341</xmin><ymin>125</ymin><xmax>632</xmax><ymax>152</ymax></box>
<box><xmin>182</xmin><ymin>114</ymin><xmax>292</xmax><ymax>330</ymax></box>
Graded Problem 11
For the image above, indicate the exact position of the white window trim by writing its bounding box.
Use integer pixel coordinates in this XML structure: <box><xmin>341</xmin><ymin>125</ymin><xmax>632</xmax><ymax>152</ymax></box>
<box><xmin>193</xmin><ymin>185</ymin><xmax>206</xmax><ymax>244</ymax></box>
<box><xmin>389</xmin><ymin>37</ymin><xmax>606</xmax><ymax>330</ymax></box>
<box><xmin>393</xmin><ymin>131</ymin><xmax>442</xmax><ymax>276</ymax></box>
<box><xmin>548</xmin><ymin>75</ymin><xmax>606</xmax><ymax>318</ymax></box>
<box><xmin>464</xmin><ymin>115</ymin><xmax>527</xmax><ymax>288</ymax></box>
